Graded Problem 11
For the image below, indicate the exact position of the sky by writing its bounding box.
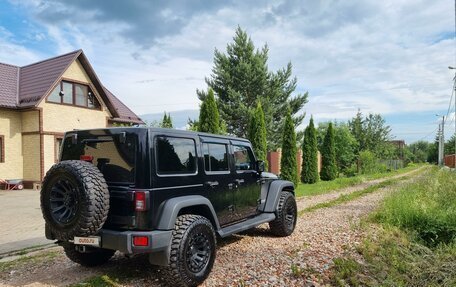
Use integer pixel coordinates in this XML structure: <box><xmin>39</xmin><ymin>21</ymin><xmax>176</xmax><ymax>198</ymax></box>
<box><xmin>0</xmin><ymin>0</ymin><xmax>455</xmax><ymax>143</ymax></box>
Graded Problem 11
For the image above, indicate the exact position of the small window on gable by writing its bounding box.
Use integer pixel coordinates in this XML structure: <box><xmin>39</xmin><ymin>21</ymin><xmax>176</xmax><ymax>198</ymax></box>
<box><xmin>47</xmin><ymin>81</ymin><xmax>100</xmax><ymax>109</ymax></box>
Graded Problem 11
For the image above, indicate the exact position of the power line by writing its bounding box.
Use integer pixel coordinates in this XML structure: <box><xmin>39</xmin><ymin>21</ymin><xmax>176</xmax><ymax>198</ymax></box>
<box><xmin>416</xmin><ymin>126</ymin><xmax>439</xmax><ymax>142</ymax></box>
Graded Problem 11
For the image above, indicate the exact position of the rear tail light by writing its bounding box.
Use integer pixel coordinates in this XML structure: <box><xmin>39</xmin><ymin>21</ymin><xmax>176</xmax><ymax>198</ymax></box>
<box><xmin>80</xmin><ymin>155</ymin><xmax>93</xmax><ymax>162</ymax></box>
<box><xmin>133</xmin><ymin>236</ymin><xmax>149</xmax><ymax>247</ymax></box>
<box><xmin>135</xmin><ymin>191</ymin><xmax>147</xmax><ymax>211</ymax></box>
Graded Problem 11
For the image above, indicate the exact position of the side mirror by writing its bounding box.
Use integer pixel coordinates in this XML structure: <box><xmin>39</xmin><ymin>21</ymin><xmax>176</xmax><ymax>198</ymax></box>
<box><xmin>256</xmin><ymin>160</ymin><xmax>265</xmax><ymax>173</ymax></box>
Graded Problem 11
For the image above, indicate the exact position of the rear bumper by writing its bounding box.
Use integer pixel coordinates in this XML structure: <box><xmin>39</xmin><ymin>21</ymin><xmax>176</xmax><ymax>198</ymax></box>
<box><xmin>99</xmin><ymin>229</ymin><xmax>172</xmax><ymax>255</ymax></box>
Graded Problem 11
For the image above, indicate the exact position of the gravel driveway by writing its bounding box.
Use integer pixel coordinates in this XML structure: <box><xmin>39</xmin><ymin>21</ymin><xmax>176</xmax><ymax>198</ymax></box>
<box><xmin>0</xmin><ymin>168</ymin><xmax>424</xmax><ymax>287</ymax></box>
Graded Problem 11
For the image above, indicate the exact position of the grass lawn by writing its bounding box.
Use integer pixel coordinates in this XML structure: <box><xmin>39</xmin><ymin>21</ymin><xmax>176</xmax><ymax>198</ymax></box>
<box><xmin>295</xmin><ymin>163</ymin><xmax>424</xmax><ymax>197</ymax></box>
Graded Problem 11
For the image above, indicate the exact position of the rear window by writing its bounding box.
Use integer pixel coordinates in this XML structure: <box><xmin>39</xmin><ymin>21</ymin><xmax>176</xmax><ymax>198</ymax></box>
<box><xmin>61</xmin><ymin>133</ymin><xmax>137</xmax><ymax>183</ymax></box>
<box><xmin>155</xmin><ymin>136</ymin><xmax>197</xmax><ymax>175</ymax></box>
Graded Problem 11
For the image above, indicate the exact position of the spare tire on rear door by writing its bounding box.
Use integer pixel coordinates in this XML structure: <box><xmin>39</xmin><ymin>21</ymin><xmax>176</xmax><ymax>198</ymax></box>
<box><xmin>40</xmin><ymin>160</ymin><xmax>110</xmax><ymax>241</ymax></box>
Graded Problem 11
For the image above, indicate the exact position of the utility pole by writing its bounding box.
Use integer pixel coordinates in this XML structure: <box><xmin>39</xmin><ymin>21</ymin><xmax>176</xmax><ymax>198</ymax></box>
<box><xmin>437</xmin><ymin>123</ymin><xmax>442</xmax><ymax>166</ymax></box>
<box><xmin>436</xmin><ymin>115</ymin><xmax>445</xmax><ymax>166</ymax></box>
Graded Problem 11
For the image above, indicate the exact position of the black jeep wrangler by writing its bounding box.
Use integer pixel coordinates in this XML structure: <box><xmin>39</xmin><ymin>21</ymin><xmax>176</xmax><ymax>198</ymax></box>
<box><xmin>41</xmin><ymin>127</ymin><xmax>297</xmax><ymax>286</ymax></box>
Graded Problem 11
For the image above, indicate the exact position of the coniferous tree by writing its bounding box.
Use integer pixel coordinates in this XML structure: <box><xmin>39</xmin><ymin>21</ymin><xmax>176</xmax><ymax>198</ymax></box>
<box><xmin>301</xmin><ymin>117</ymin><xmax>319</xmax><ymax>183</ymax></box>
<box><xmin>248</xmin><ymin>101</ymin><xmax>268</xmax><ymax>168</ymax></box>
<box><xmin>203</xmin><ymin>26</ymin><xmax>308</xmax><ymax>149</ymax></box>
<box><xmin>280</xmin><ymin>110</ymin><xmax>298</xmax><ymax>186</ymax></box>
<box><xmin>320</xmin><ymin>123</ymin><xmax>337</xmax><ymax>180</ymax></box>
<box><xmin>160</xmin><ymin>112</ymin><xmax>173</xmax><ymax>128</ymax></box>
<box><xmin>198</xmin><ymin>88</ymin><xmax>221</xmax><ymax>134</ymax></box>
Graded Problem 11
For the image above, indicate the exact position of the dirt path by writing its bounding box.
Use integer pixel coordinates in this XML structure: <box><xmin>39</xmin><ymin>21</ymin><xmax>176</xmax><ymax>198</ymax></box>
<box><xmin>0</xmin><ymin>168</ymin><xmax>426</xmax><ymax>287</ymax></box>
<box><xmin>296</xmin><ymin>166</ymin><xmax>425</xmax><ymax>211</ymax></box>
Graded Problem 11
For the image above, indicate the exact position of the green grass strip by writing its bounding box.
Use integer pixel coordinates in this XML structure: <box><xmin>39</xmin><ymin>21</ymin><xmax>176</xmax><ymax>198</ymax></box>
<box><xmin>295</xmin><ymin>164</ymin><xmax>424</xmax><ymax>198</ymax></box>
<box><xmin>298</xmin><ymin>175</ymin><xmax>415</xmax><ymax>217</ymax></box>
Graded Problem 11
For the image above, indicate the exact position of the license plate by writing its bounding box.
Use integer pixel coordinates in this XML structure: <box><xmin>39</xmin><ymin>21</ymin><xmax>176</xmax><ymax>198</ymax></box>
<box><xmin>74</xmin><ymin>236</ymin><xmax>101</xmax><ymax>247</ymax></box>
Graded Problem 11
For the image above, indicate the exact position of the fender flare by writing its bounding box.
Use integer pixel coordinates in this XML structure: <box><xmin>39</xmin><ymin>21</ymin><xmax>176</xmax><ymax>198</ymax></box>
<box><xmin>155</xmin><ymin>195</ymin><xmax>220</xmax><ymax>230</ymax></box>
<box><xmin>263</xmin><ymin>180</ymin><xmax>295</xmax><ymax>212</ymax></box>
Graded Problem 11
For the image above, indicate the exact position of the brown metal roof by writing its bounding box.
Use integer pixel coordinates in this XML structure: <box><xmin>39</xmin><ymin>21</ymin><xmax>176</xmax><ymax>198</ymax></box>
<box><xmin>0</xmin><ymin>63</ymin><xmax>19</xmax><ymax>108</ymax></box>
<box><xmin>0</xmin><ymin>50</ymin><xmax>143</xmax><ymax>124</ymax></box>
<box><xmin>19</xmin><ymin>50</ymin><xmax>81</xmax><ymax>106</ymax></box>
<box><xmin>103</xmin><ymin>87</ymin><xmax>143</xmax><ymax>124</ymax></box>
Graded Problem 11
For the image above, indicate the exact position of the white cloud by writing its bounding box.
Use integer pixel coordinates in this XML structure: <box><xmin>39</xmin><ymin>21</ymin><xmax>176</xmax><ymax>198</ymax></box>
<box><xmin>3</xmin><ymin>0</ymin><xmax>455</xmax><ymax>142</ymax></box>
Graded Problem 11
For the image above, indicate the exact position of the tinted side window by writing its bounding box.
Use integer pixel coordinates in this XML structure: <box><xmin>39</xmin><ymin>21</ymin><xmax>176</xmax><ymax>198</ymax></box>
<box><xmin>156</xmin><ymin>136</ymin><xmax>197</xmax><ymax>174</ymax></box>
<box><xmin>233</xmin><ymin>145</ymin><xmax>255</xmax><ymax>171</ymax></box>
<box><xmin>203</xmin><ymin>143</ymin><xmax>229</xmax><ymax>172</ymax></box>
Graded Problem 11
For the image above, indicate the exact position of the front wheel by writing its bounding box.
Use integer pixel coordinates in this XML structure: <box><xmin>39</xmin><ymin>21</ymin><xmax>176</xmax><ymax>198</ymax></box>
<box><xmin>163</xmin><ymin>214</ymin><xmax>216</xmax><ymax>287</ymax></box>
<box><xmin>269</xmin><ymin>191</ymin><xmax>297</xmax><ymax>236</ymax></box>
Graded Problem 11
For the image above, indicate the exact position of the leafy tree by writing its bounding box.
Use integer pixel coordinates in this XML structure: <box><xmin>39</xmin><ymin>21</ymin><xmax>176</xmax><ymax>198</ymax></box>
<box><xmin>317</xmin><ymin>122</ymin><xmax>358</xmax><ymax>173</ymax></box>
<box><xmin>301</xmin><ymin>117</ymin><xmax>319</xmax><ymax>183</ymax></box>
<box><xmin>334</xmin><ymin>123</ymin><xmax>358</xmax><ymax>173</ymax></box>
<box><xmin>248</xmin><ymin>101</ymin><xmax>268</xmax><ymax>168</ymax></box>
<box><xmin>280</xmin><ymin>110</ymin><xmax>298</xmax><ymax>186</ymax></box>
<box><xmin>203</xmin><ymin>26</ymin><xmax>307</xmax><ymax>149</ymax></box>
<box><xmin>349</xmin><ymin>109</ymin><xmax>364</xmax><ymax>154</ymax></box>
<box><xmin>427</xmin><ymin>136</ymin><xmax>439</xmax><ymax>164</ymax></box>
<box><xmin>160</xmin><ymin>112</ymin><xmax>173</xmax><ymax>128</ymax></box>
<box><xmin>348</xmin><ymin>110</ymin><xmax>392</xmax><ymax>158</ymax></box>
<box><xmin>320</xmin><ymin>123</ymin><xmax>337</xmax><ymax>180</ymax></box>
<box><xmin>444</xmin><ymin>134</ymin><xmax>455</xmax><ymax>155</ymax></box>
<box><xmin>406</xmin><ymin>141</ymin><xmax>430</xmax><ymax>163</ymax></box>
<box><xmin>198</xmin><ymin>88</ymin><xmax>222</xmax><ymax>134</ymax></box>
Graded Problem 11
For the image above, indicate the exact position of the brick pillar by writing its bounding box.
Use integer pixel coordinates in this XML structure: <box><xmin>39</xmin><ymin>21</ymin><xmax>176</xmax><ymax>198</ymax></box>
<box><xmin>267</xmin><ymin>150</ymin><xmax>281</xmax><ymax>174</ymax></box>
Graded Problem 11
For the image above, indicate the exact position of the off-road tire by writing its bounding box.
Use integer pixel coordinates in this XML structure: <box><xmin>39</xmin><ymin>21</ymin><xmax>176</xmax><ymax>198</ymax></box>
<box><xmin>41</xmin><ymin>160</ymin><xmax>110</xmax><ymax>241</ymax></box>
<box><xmin>269</xmin><ymin>191</ymin><xmax>297</xmax><ymax>236</ymax></box>
<box><xmin>163</xmin><ymin>215</ymin><xmax>216</xmax><ymax>287</ymax></box>
<box><xmin>62</xmin><ymin>243</ymin><xmax>115</xmax><ymax>267</ymax></box>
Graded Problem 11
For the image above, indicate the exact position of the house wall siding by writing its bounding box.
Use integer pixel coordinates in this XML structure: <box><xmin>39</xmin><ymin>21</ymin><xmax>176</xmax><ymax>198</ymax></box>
<box><xmin>0</xmin><ymin>109</ymin><xmax>23</xmax><ymax>179</ymax></box>
<box><xmin>63</xmin><ymin>59</ymin><xmax>91</xmax><ymax>83</ymax></box>
<box><xmin>21</xmin><ymin>110</ymin><xmax>39</xmax><ymax>132</ymax></box>
<box><xmin>43</xmin><ymin>135</ymin><xmax>56</xmax><ymax>176</ymax></box>
<box><xmin>22</xmin><ymin>134</ymin><xmax>40</xmax><ymax>181</ymax></box>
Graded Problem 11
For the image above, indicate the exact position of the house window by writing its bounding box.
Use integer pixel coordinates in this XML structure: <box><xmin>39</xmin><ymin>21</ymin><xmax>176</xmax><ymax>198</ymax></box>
<box><xmin>0</xmin><ymin>135</ymin><xmax>4</xmax><ymax>163</ymax></box>
<box><xmin>47</xmin><ymin>81</ymin><xmax>100</xmax><ymax>109</ymax></box>
<box><xmin>55</xmin><ymin>137</ymin><xmax>63</xmax><ymax>162</ymax></box>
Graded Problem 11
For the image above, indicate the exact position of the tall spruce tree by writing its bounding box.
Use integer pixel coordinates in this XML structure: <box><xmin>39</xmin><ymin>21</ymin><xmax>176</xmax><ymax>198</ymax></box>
<box><xmin>320</xmin><ymin>122</ymin><xmax>337</xmax><ymax>181</ymax></box>
<box><xmin>160</xmin><ymin>112</ymin><xmax>173</xmax><ymax>128</ymax></box>
<box><xmin>301</xmin><ymin>117</ymin><xmax>319</xmax><ymax>183</ymax></box>
<box><xmin>203</xmin><ymin>26</ymin><xmax>307</xmax><ymax>149</ymax></box>
<box><xmin>280</xmin><ymin>110</ymin><xmax>298</xmax><ymax>186</ymax></box>
<box><xmin>198</xmin><ymin>89</ymin><xmax>221</xmax><ymax>134</ymax></box>
<box><xmin>248</xmin><ymin>101</ymin><xmax>268</xmax><ymax>168</ymax></box>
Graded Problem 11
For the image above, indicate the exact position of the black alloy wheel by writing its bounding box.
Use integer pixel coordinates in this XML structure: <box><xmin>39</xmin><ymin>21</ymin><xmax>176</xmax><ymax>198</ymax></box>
<box><xmin>49</xmin><ymin>176</ymin><xmax>80</xmax><ymax>225</ymax></box>
<box><xmin>185</xmin><ymin>231</ymin><xmax>211</xmax><ymax>273</ymax></box>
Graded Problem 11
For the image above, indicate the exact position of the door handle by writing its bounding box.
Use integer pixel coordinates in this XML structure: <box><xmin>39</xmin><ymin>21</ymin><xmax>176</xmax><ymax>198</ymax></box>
<box><xmin>205</xmin><ymin>181</ymin><xmax>219</xmax><ymax>188</ymax></box>
<box><xmin>235</xmin><ymin>179</ymin><xmax>244</xmax><ymax>185</ymax></box>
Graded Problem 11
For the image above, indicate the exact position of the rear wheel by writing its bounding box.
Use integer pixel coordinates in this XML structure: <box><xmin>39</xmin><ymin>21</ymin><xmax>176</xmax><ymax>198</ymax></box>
<box><xmin>62</xmin><ymin>243</ymin><xmax>115</xmax><ymax>267</ymax></box>
<box><xmin>269</xmin><ymin>191</ymin><xmax>297</xmax><ymax>236</ymax></box>
<box><xmin>163</xmin><ymin>215</ymin><xmax>216</xmax><ymax>287</ymax></box>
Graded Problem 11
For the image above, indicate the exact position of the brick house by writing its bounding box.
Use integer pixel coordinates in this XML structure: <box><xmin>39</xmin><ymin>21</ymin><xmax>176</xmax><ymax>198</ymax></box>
<box><xmin>0</xmin><ymin>50</ymin><xmax>143</xmax><ymax>187</ymax></box>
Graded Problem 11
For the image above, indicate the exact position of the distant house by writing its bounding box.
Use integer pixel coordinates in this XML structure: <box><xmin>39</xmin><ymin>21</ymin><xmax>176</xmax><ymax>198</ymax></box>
<box><xmin>0</xmin><ymin>49</ymin><xmax>143</xmax><ymax>187</ymax></box>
